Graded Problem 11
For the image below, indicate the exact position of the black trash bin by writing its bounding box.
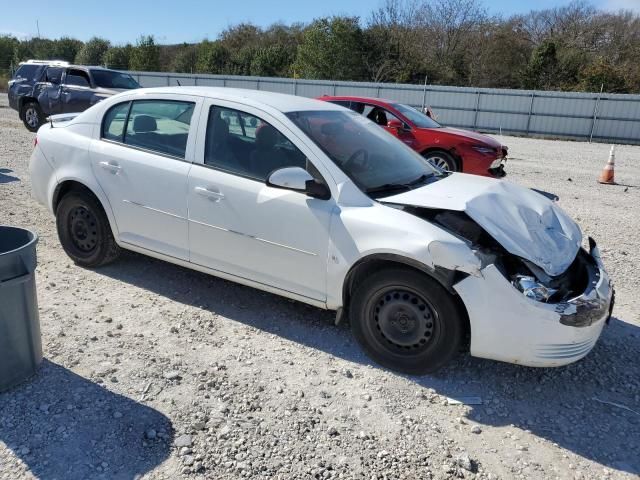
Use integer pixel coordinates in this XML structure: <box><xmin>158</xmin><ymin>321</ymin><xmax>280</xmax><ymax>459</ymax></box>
<box><xmin>0</xmin><ymin>226</ymin><xmax>42</xmax><ymax>392</ymax></box>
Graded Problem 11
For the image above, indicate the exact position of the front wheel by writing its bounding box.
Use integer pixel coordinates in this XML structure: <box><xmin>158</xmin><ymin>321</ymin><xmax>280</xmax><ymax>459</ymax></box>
<box><xmin>56</xmin><ymin>191</ymin><xmax>121</xmax><ymax>267</ymax></box>
<box><xmin>21</xmin><ymin>101</ymin><xmax>45</xmax><ymax>132</ymax></box>
<box><xmin>423</xmin><ymin>150</ymin><xmax>458</xmax><ymax>172</ymax></box>
<box><xmin>350</xmin><ymin>268</ymin><xmax>464</xmax><ymax>374</ymax></box>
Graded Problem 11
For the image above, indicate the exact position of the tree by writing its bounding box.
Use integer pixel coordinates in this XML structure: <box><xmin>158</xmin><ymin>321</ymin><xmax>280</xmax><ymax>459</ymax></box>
<box><xmin>294</xmin><ymin>16</ymin><xmax>366</xmax><ymax>80</ymax></box>
<box><xmin>195</xmin><ymin>40</ymin><xmax>229</xmax><ymax>74</ymax></box>
<box><xmin>522</xmin><ymin>40</ymin><xmax>559</xmax><ymax>89</ymax></box>
<box><xmin>0</xmin><ymin>36</ymin><xmax>18</xmax><ymax>72</ymax></box>
<box><xmin>50</xmin><ymin>37</ymin><xmax>83</xmax><ymax>62</ymax></box>
<box><xmin>103</xmin><ymin>45</ymin><xmax>133</xmax><ymax>70</ymax></box>
<box><xmin>129</xmin><ymin>35</ymin><xmax>160</xmax><ymax>71</ymax></box>
<box><xmin>75</xmin><ymin>37</ymin><xmax>110</xmax><ymax>65</ymax></box>
<box><xmin>250</xmin><ymin>45</ymin><xmax>293</xmax><ymax>77</ymax></box>
<box><xmin>579</xmin><ymin>57</ymin><xmax>627</xmax><ymax>93</ymax></box>
<box><xmin>171</xmin><ymin>44</ymin><xmax>197</xmax><ymax>73</ymax></box>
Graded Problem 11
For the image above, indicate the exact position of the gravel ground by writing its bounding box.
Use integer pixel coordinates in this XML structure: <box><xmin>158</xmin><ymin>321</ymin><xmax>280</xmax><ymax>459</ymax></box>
<box><xmin>0</xmin><ymin>95</ymin><xmax>639</xmax><ymax>480</ymax></box>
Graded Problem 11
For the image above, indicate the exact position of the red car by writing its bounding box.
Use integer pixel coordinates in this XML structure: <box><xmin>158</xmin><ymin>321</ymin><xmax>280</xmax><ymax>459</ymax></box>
<box><xmin>318</xmin><ymin>96</ymin><xmax>507</xmax><ymax>178</ymax></box>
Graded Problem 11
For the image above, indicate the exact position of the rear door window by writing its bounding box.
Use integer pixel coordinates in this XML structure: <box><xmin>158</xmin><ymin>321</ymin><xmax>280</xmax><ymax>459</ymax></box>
<box><xmin>65</xmin><ymin>69</ymin><xmax>91</xmax><ymax>87</ymax></box>
<box><xmin>45</xmin><ymin>67</ymin><xmax>64</xmax><ymax>85</ymax></box>
<box><xmin>124</xmin><ymin>100</ymin><xmax>195</xmax><ymax>158</ymax></box>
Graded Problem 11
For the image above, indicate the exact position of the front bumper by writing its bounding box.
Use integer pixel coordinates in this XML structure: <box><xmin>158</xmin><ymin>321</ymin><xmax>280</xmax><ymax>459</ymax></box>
<box><xmin>454</xmin><ymin>242</ymin><xmax>613</xmax><ymax>367</ymax></box>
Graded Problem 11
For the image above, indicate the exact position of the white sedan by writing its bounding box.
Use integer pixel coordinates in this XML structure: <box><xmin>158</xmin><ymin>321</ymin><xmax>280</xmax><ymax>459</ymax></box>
<box><xmin>29</xmin><ymin>87</ymin><xmax>614</xmax><ymax>374</ymax></box>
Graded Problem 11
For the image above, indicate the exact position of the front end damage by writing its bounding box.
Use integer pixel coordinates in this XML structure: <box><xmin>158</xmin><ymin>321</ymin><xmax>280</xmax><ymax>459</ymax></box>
<box><xmin>389</xmin><ymin>206</ymin><xmax>614</xmax><ymax>367</ymax></box>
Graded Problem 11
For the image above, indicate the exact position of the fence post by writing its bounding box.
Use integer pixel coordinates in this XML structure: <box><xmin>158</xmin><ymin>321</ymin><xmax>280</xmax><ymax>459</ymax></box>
<box><xmin>194</xmin><ymin>76</ymin><xmax>198</xmax><ymax>86</ymax></box>
<box><xmin>293</xmin><ymin>79</ymin><xmax>297</xmax><ymax>95</ymax></box>
<box><xmin>526</xmin><ymin>92</ymin><xmax>535</xmax><ymax>135</ymax></box>
<box><xmin>333</xmin><ymin>83</ymin><xmax>337</xmax><ymax>95</ymax></box>
<box><xmin>167</xmin><ymin>74</ymin><xmax>170</xmax><ymax>86</ymax></box>
<box><xmin>256</xmin><ymin>78</ymin><xmax>261</xmax><ymax>91</ymax></box>
<box><xmin>377</xmin><ymin>84</ymin><xmax>381</xmax><ymax>98</ymax></box>
<box><xmin>223</xmin><ymin>78</ymin><xmax>226</xmax><ymax>87</ymax></box>
<box><xmin>473</xmin><ymin>91</ymin><xmax>481</xmax><ymax>129</ymax></box>
<box><xmin>589</xmin><ymin>85</ymin><xmax>604</xmax><ymax>143</ymax></box>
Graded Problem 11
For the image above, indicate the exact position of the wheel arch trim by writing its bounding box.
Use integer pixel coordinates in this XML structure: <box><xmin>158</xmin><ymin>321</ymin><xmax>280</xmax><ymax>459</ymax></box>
<box><xmin>50</xmin><ymin>176</ymin><xmax>120</xmax><ymax>240</ymax></box>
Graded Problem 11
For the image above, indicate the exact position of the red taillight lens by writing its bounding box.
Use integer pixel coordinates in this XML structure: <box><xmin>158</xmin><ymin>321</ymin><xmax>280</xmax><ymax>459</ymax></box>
<box><xmin>33</xmin><ymin>137</ymin><xmax>38</xmax><ymax>147</ymax></box>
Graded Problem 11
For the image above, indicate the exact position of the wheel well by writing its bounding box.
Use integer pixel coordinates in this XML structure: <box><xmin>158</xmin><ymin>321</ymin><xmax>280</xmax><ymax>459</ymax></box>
<box><xmin>421</xmin><ymin>147</ymin><xmax>462</xmax><ymax>171</ymax></box>
<box><xmin>342</xmin><ymin>255</ymin><xmax>471</xmax><ymax>348</ymax></box>
<box><xmin>52</xmin><ymin>181</ymin><xmax>98</xmax><ymax>213</ymax></box>
<box><xmin>19</xmin><ymin>97</ymin><xmax>38</xmax><ymax>110</ymax></box>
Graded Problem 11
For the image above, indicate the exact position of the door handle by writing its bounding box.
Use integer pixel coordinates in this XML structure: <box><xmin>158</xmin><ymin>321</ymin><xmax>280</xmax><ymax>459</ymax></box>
<box><xmin>195</xmin><ymin>186</ymin><xmax>225</xmax><ymax>201</ymax></box>
<box><xmin>99</xmin><ymin>161</ymin><xmax>122</xmax><ymax>174</ymax></box>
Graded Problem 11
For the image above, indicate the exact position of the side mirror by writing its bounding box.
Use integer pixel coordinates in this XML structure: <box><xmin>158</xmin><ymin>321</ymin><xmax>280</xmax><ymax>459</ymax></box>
<box><xmin>267</xmin><ymin>167</ymin><xmax>331</xmax><ymax>200</ymax></box>
<box><xmin>387</xmin><ymin>119</ymin><xmax>403</xmax><ymax>131</ymax></box>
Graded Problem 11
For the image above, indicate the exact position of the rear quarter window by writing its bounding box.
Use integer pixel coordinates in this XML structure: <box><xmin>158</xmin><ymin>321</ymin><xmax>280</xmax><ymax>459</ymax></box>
<box><xmin>13</xmin><ymin>64</ymin><xmax>42</xmax><ymax>81</ymax></box>
<box><xmin>102</xmin><ymin>102</ymin><xmax>131</xmax><ymax>142</ymax></box>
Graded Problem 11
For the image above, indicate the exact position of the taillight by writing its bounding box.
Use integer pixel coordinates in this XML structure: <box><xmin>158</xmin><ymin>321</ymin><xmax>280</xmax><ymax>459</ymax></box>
<box><xmin>33</xmin><ymin>137</ymin><xmax>38</xmax><ymax>147</ymax></box>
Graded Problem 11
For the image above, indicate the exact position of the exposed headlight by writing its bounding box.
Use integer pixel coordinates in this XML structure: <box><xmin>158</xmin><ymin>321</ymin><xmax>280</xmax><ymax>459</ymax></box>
<box><xmin>513</xmin><ymin>275</ymin><xmax>558</xmax><ymax>302</ymax></box>
<box><xmin>471</xmin><ymin>145</ymin><xmax>495</xmax><ymax>155</ymax></box>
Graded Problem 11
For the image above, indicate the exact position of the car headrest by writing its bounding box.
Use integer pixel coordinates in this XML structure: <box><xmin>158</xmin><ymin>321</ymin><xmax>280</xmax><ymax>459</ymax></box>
<box><xmin>133</xmin><ymin>115</ymin><xmax>157</xmax><ymax>133</ymax></box>
<box><xmin>255</xmin><ymin>124</ymin><xmax>279</xmax><ymax>149</ymax></box>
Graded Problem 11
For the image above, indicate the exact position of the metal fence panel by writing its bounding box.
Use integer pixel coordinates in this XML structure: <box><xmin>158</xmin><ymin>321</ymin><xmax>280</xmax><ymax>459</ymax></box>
<box><xmin>129</xmin><ymin>71</ymin><xmax>640</xmax><ymax>144</ymax></box>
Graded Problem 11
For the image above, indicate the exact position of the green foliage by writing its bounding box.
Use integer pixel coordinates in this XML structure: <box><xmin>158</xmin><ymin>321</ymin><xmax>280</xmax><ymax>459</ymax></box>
<box><xmin>75</xmin><ymin>37</ymin><xmax>110</xmax><ymax>65</ymax></box>
<box><xmin>103</xmin><ymin>45</ymin><xmax>133</xmax><ymax>70</ymax></box>
<box><xmin>294</xmin><ymin>17</ymin><xmax>366</xmax><ymax>80</ymax></box>
<box><xmin>0</xmin><ymin>36</ymin><xmax>18</xmax><ymax>71</ymax></box>
<box><xmin>579</xmin><ymin>57</ymin><xmax>627</xmax><ymax>93</ymax></box>
<box><xmin>129</xmin><ymin>36</ymin><xmax>160</xmax><ymax>71</ymax></box>
<box><xmin>2</xmin><ymin>1</ymin><xmax>640</xmax><ymax>92</ymax></box>
<box><xmin>171</xmin><ymin>44</ymin><xmax>197</xmax><ymax>73</ymax></box>
<box><xmin>195</xmin><ymin>40</ymin><xmax>229</xmax><ymax>74</ymax></box>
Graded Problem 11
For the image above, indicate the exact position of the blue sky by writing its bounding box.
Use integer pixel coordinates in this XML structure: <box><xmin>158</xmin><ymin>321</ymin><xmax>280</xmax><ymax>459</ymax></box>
<box><xmin>1</xmin><ymin>0</ymin><xmax>638</xmax><ymax>44</ymax></box>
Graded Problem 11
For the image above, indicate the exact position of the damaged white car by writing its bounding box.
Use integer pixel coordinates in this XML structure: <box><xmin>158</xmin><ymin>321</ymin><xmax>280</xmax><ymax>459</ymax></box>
<box><xmin>29</xmin><ymin>87</ymin><xmax>614</xmax><ymax>374</ymax></box>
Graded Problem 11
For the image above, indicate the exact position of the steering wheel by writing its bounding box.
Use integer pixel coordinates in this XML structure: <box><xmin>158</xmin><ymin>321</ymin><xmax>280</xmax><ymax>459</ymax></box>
<box><xmin>343</xmin><ymin>148</ymin><xmax>369</xmax><ymax>171</ymax></box>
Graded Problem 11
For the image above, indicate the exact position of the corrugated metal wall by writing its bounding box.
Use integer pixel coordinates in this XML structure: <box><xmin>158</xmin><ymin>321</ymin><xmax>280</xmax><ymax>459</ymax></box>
<box><xmin>129</xmin><ymin>71</ymin><xmax>640</xmax><ymax>145</ymax></box>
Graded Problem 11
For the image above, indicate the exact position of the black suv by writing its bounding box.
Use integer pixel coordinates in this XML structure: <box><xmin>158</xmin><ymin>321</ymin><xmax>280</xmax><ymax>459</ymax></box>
<box><xmin>8</xmin><ymin>60</ymin><xmax>140</xmax><ymax>132</ymax></box>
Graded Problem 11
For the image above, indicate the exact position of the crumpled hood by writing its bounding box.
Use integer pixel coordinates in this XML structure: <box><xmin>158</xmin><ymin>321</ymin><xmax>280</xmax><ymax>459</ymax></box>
<box><xmin>428</xmin><ymin>127</ymin><xmax>503</xmax><ymax>149</ymax></box>
<box><xmin>381</xmin><ymin>174</ymin><xmax>582</xmax><ymax>277</ymax></box>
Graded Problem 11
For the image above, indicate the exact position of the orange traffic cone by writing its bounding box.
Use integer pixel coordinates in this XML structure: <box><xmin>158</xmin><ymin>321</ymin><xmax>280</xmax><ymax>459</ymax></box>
<box><xmin>598</xmin><ymin>146</ymin><xmax>616</xmax><ymax>185</ymax></box>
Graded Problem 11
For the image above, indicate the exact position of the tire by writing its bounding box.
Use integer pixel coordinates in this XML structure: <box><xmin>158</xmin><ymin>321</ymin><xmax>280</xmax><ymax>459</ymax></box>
<box><xmin>350</xmin><ymin>268</ymin><xmax>464</xmax><ymax>374</ymax></box>
<box><xmin>56</xmin><ymin>190</ymin><xmax>121</xmax><ymax>267</ymax></box>
<box><xmin>21</xmin><ymin>101</ymin><xmax>45</xmax><ymax>133</ymax></box>
<box><xmin>423</xmin><ymin>150</ymin><xmax>458</xmax><ymax>172</ymax></box>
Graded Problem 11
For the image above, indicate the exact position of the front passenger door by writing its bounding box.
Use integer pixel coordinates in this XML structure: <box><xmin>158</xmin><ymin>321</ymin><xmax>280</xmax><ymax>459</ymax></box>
<box><xmin>187</xmin><ymin>102</ymin><xmax>334</xmax><ymax>301</ymax></box>
<box><xmin>61</xmin><ymin>68</ymin><xmax>94</xmax><ymax>113</ymax></box>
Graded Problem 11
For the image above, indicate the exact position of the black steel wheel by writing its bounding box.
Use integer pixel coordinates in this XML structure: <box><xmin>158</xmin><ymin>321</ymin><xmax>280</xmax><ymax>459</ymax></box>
<box><xmin>56</xmin><ymin>190</ymin><xmax>121</xmax><ymax>267</ymax></box>
<box><xmin>350</xmin><ymin>268</ymin><xmax>464</xmax><ymax>374</ymax></box>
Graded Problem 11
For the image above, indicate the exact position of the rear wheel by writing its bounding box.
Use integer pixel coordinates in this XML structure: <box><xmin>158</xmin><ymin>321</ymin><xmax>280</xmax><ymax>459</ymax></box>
<box><xmin>423</xmin><ymin>150</ymin><xmax>458</xmax><ymax>172</ymax></box>
<box><xmin>21</xmin><ymin>101</ymin><xmax>45</xmax><ymax>132</ymax></box>
<box><xmin>350</xmin><ymin>268</ymin><xmax>463</xmax><ymax>374</ymax></box>
<box><xmin>56</xmin><ymin>191</ymin><xmax>121</xmax><ymax>267</ymax></box>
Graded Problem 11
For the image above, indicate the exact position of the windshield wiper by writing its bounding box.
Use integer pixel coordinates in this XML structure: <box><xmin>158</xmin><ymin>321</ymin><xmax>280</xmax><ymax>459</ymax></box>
<box><xmin>365</xmin><ymin>183</ymin><xmax>412</xmax><ymax>195</ymax></box>
<box><xmin>405</xmin><ymin>173</ymin><xmax>435</xmax><ymax>186</ymax></box>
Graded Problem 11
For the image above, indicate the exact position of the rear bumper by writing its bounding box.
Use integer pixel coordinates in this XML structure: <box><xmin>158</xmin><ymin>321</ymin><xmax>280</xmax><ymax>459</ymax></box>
<box><xmin>454</xmin><ymin>241</ymin><xmax>613</xmax><ymax>367</ymax></box>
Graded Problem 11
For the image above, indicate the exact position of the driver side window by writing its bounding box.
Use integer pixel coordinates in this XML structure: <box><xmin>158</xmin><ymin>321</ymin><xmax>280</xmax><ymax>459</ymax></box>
<box><xmin>204</xmin><ymin>106</ymin><xmax>308</xmax><ymax>181</ymax></box>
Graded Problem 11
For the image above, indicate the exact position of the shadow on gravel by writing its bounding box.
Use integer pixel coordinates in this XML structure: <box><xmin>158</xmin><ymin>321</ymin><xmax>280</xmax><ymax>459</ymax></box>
<box><xmin>0</xmin><ymin>168</ymin><xmax>19</xmax><ymax>184</ymax></box>
<box><xmin>0</xmin><ymin>359</ymin><xmax>173</xmax><ymax>479</ymax></box>
<box><xmin>97</xmin><ymin>251</ymin><xmax>640</xmax><ymax>476</ymax></box>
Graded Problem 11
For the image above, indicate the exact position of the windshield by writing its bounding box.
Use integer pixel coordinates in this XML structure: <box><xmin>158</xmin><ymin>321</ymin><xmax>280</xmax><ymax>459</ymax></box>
<box><xmin>392</xmin><ymin>103</ymin><xmax>441</xmax><ymax>129</ymax></box>
<box><xmin>90</xmin><ymin>70</ymin><xmax>139</xmax><ymax>89</ymax></box>
<box><xmin>287</xmin><ymin>110</ymin><xmax>444</xmax><ymax>197</ymax></box>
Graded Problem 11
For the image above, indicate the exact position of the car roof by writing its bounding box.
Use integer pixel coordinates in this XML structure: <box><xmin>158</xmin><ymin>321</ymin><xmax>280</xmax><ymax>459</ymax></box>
<box><xmin>133</xmin><ymin>87</ymin><xmax>344</xmax><ymax>113</ymax></box>
<box><xmin>320</xmin><ymin>95</ymin><xmax>399</xmax><ymax>106</ymax></box>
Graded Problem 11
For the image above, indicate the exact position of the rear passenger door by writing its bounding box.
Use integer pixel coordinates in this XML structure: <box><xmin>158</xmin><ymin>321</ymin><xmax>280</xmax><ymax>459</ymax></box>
<box><xmin>90</xmin><ymin>96</ymin><xmax>201</xmax><ymax>260</ymax></box>
<box><xmin>61</xmin><ymin>68</ymin><xmax>94</xmax><ymax>113</ymax></box>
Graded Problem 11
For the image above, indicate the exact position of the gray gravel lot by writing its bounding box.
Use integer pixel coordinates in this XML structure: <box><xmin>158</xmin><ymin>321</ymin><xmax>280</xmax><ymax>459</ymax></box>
<box><xmin>0</xmin><ymin>95</ymin><xmax>639</xmax><ymax>480</ymax></box>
